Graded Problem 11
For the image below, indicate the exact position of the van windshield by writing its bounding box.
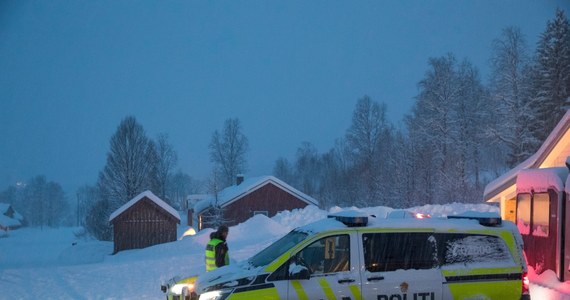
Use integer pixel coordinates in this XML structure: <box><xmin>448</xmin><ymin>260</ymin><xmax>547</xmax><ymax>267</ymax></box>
<box><xmin>249</xmin><ymin>230</ymin><xmax>308</xmax><ymax>267</ymax></box>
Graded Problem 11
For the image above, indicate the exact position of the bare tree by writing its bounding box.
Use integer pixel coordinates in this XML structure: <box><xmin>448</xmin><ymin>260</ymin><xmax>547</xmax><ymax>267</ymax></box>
<box><xmin>209</xmin><ymin>118</ymin><xmax>249</xmax><ymax>188</ymax></box>
<box><xmin>345</xmin><ymin>96</ymin><xmax>390</xmax><ymax>206</ymax></box>
<box><xmin>273</xmin><ymin>157</ymin><xmax>294</xmax><ymax>184</ymax></box>
<box><xmin>76</xmin><ymin>185</ymin><xmax>98</xmax><ymax>226</ymax></box>
<box><xmin>294</xmin><ymin>142</ymin><xmax>322</xmax><ymax>197</ymax></box>
<box><xmin>152</xmin><ymin>134</ymin><xmax>178</xmax><ymax>201</ymax></box>
<box><xmin>166</xmin><ymin>171</ymin><xmax>203</xmax><ymax>210</ymax></box>
<box><xmin>201</xmin><ymin>169</ymin><xmax>231</xmax><ymax>228</ymax></box>
<box><xmin>12</xmin><ymin>175</ymin><xmax>69</xmax><ymax>228</ymax></box>
<box><xmin>97</xmin><ymin>116</ymin><xmax>157</xmax><ymax>210</ymax></box>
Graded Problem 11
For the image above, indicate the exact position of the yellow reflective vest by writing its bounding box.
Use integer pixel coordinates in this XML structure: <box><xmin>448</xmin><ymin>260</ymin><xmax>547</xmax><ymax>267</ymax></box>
<box><xmin>205</xmin><ymin>238</ymin><xmax>229</xmax><ymax>272</ymax></box>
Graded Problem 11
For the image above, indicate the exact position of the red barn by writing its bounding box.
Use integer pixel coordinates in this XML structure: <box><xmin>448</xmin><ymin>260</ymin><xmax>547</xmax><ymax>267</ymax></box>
<box><xmin>109</xmin><ymin>191</ymin><xmax>180</xmax><ymax>254</ymax></box>
<box><xmin>194</xmin><ymin>176</ymin><xmax>319</xmax><ymax>230</ymax></box>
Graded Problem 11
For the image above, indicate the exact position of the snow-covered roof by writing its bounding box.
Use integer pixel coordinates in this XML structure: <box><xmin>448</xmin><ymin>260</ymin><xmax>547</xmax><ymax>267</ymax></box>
<box><xmin>0</xmin><ymin>214</ymin><xmax>21</xmax><ymax>228</ymax></box>
<box><xmin>516</xmin><ymin>167</ymin><xmax>568</xmax><ymax>194</ymax></box>
<box><xmin>484</xmin><ymin>110</ymin><xmax>570</xmax><ymax>202</ymax></box>
<box><xmin>298</xmin><ymin>213</ymin><xmax>517</xmax><ymax>237</ymax></box>
<box><xmin>109</xmin><ymin>190</ymin><xmax>181</xmax><ymax>222</ymax></box>
<box><xmin>194</xmin><ymin>176</ymin><xmax>319</xmax><ymax>214</ymax></box>
<box><xmin>0</xmin><ymin>203</ymin><xmax>11</xmax><ymax>214</ymax></box>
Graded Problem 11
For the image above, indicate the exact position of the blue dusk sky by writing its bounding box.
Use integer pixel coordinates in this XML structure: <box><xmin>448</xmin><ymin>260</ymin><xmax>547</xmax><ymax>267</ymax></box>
<box><xmin>0</xmin><ymin>1</ymin><xmax>567</xmax><ymax>193</ymax></box>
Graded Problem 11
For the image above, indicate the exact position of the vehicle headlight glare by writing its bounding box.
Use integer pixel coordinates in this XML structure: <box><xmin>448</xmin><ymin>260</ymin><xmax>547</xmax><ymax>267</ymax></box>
<box><xmin>199</xmin><ymin>290</ymin><xmax>230</xmax><ymax>300</ymax></box>
<box><xmin>171</xmin><ymin>283</ymin><xmax>194</xmax><ymax>295</ymax></box>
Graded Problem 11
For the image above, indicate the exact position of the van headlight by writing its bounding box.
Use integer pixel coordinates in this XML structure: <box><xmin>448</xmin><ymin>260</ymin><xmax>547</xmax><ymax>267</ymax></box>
<box><xmin>199</xmin><ymin>289</ymin><xmax>231</xmax><ymax>300</ymax></box>
<box><xmin>171</xmin><ymin>282</ymin><xmax>195</xmax><ymax>295</ymax></box>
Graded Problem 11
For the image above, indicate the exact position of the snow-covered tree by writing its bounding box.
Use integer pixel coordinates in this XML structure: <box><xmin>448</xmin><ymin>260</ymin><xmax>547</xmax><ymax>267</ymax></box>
<box><xmin>454</xmin><ymin>60</ymin><xmax>490</xmax><ymax>202</ymax></box>
<box><xmin>533</xmin><ymin>8</ymin><xmax>570</xmax><ymax>141</ymax></box>
<box><xmin>209</xmin><ymin>118</ymin><xmax>249</xmax><ymax>188</ymax></box>
<box><xmin>487</xmin><ymin>27</ymin><xmax>539</xmax><ymax>167</ymax></box>
<box><xmin>407</xmin><ymin>54</ymin><xmax>460</xmax><ymax>204</ymax></box>
<box><xmin>406</xmin><ymin>54</ymin><xmax>490</xmax><ymax>204</ymax></box>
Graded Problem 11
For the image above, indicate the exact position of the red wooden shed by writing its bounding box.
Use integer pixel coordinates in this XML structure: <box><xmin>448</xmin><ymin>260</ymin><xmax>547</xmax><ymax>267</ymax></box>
<box><xmin>194</xmin><ymin>176</ymin><xmax>319</xmax><ymax>230</ymax></box>
<box><xmin>109</xmin><ymin>190</ymin><xmax>180</xmax><ymax>254</ymax></box>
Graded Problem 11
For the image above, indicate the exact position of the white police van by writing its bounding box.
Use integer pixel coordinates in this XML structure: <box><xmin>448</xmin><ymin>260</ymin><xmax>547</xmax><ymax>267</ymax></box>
<box><xmin>163</xmin><ymin>211</ymin><xmax>530</xmax><ymax>300</ymax></box>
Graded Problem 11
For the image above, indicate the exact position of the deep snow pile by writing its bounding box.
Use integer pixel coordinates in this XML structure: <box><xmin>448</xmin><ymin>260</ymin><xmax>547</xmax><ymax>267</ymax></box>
<box><xmin>0</xmin><ymin>203</ymin><xmax>568</xmax><ymax>299</ymax></box>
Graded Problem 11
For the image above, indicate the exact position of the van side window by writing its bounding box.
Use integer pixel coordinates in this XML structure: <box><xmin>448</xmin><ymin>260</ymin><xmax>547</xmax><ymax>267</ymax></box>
<box><xmin>298</xmin><ymin>235</ymin><xmax>350</xmax><ymax>275</ymax></box>
<box><xmin>439</xmin><ymin>234</ymin><xmax>515</xmax><ymax>268</ymax></box>
<box><xmin>362</xmin><ymin>233</ymin><xmax>438</xmax><ymax>272</ymax></box>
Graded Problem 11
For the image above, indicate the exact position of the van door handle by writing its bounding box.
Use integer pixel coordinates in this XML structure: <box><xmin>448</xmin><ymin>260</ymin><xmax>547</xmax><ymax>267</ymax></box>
<box><xmin>338</xmin><ymin>279</ymin><xmax>355</xmax><ymax>284</ymax></box>
<box><xmin>367</xmin><ymin>276</ymin><xmax>385</xmax><ymax>281</ymax></box>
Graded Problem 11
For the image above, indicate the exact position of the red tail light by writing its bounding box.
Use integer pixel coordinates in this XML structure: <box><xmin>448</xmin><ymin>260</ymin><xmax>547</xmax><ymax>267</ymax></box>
<box><xmin>522</xmin><ymin>271</ymin><xmax>530</xmax><ymax>295</ymax></box>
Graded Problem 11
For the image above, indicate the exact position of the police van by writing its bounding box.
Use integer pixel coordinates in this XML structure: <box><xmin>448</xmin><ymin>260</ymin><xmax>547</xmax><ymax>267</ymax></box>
<box><xmin>162</xmin><ymin>211</ymin><xmax>530</xmax><ymax>300</ymax></box>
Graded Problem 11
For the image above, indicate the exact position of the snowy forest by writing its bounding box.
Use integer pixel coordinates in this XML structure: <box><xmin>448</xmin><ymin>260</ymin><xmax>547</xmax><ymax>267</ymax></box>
<box><xmin>1</xmin><ymin>9</ymin><xmax>569</xmax><ymax>241</ymax></box>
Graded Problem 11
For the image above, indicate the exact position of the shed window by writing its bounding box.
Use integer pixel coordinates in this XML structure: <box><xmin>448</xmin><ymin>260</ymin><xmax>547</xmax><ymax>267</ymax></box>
<box><xmin>253</xmin><ymin>211</ymin><xmax>268</xmax><ymax>217</ymax></box>
<box><xmin>532</xmin><ymin>193</ymin><xmax>550</xmax><ymax>237</ymax></box>
<box><xmin>517</xmin><ymin>193</ymin><xmax>531</xmax><ymax>235</ymax></box>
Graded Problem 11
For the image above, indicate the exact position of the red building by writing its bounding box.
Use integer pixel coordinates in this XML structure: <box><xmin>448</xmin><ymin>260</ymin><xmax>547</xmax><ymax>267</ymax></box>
<box><xmin>109</xmin><ymin>191</ymin><xmax>180</xmax><ymax>254</ymax></box>
<box><xmin>484</xmin><ymin>110</ymin><xmax>570</xmax><ymax>281</ymax></box>
<box><xmin>193</xmin><ymin>176</ymin><xmax>319</xmax><ymax>230</ymax></box>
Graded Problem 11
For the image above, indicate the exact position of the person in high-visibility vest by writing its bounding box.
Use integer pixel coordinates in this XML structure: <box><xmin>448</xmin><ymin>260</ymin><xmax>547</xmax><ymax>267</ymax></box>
<box><xmin>205</xmin><ymin>225</ymin><xmax>229</xmax><ymax>272</ymax></box>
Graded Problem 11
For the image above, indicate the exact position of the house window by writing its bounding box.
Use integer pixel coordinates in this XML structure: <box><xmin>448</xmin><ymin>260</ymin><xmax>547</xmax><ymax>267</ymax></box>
<box><xmin>253</xmin><ymin>211</ymin><xmax>268</xmax><ymax>217</ymax></box>
<box><xmin>532</xmin><ymin>193</ymin><xmax>550</xmax><ymax>237</ymax></box>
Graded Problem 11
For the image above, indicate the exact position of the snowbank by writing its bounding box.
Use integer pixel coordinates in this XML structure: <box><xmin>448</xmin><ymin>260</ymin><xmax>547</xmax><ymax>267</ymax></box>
<box><xmin>0</xmin><ymin>203</ymin><xmax>566</xmax><ymax>299</ymax></box>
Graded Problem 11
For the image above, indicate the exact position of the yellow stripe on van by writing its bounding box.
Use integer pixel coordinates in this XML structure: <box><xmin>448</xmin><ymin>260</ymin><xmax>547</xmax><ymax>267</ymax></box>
<box><xmin>318</xmin><ymin>278</ymin><xmax>336</xmax><ymax>300</ymax></box>
<box><xmin>291</xmin><ymin>280</ymin><xmax>309</xmax><ymax>300</ymax></box>
<box><xmin>441</xmin><ymin>267</ymin><xmax>521</xmax><ymax>277</ymax></box>
<box><xmin>349</xmin><ymin>284</ymin><xmax>362</xmax><ymax>299</ymax></box>
<box><xmin>227</xmin><ymin>287</ymin><xmax>280</xmax><ymax>300</ymax></box>
<box><xmin>445</xmin><ymin>281</ymin><xmax>520</xmax><ymax>299</ymax></box>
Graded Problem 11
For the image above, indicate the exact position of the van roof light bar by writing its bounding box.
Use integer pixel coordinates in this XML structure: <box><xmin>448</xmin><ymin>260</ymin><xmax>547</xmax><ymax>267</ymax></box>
<box><xmin>328</xmin><ymin>211</ymin><xmax>368</xmax><ymax>227</ymax></box>
<box><xmin>448</xmin><ymin>211</ymin><xmax>502</xmax><ymax>226</ymax></box>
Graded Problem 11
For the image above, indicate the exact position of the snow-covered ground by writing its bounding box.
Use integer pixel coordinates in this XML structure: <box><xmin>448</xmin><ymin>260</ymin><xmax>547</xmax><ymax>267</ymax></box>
<box><xmin>0</xmin><ymin>203</ymin><xmax>568</xmax><ymax>299</ymax></box>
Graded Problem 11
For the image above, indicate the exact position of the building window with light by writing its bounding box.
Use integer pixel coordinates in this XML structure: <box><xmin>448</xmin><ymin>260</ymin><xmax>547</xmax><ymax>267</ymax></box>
<box><xmin>532</xmin><ymin>192</ymin><xmax>550</xmax><ymax>237</ymax></box>
<box><xmin>516</xmin><ymin>193</ymin><xmax>531</xmax><ymax>235</ymax></box>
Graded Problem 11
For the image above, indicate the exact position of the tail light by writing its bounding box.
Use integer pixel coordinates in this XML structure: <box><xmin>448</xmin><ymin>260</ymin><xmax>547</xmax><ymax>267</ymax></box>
<box><xmin>414</xmin><ymin>213</ymin><xmax>431</xmax><ymax>219</ymax></box>
<box><xmin>522</xmin><ymin>271</ymin><xmax>530</xmax><ymax>295</ymax></box>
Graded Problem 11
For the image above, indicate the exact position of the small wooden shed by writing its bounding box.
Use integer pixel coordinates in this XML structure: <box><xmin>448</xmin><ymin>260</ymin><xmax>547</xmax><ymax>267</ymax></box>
<box><xmin>109</xmin><ymin>191</ymin><xmax>180</xmax><ymax>254</ymax></box>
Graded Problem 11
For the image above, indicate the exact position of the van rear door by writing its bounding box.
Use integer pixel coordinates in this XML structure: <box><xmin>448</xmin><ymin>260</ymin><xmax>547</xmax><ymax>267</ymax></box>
<box><xmin>358</xmin><ymin>232</ymin><xmax>442</xmax><ymax>300</ymax></box>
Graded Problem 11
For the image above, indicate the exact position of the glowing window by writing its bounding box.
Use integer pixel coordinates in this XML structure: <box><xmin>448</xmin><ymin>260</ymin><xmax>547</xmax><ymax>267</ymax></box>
<box><xmin>517</xmin><ymin>193</ymin><xmax>531</xmax><ymax>235</ymax></box>
<box><xmin>532</xmin><ymin>193</ymin><xmax>550</xmax><ymax>237</ymax></box>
